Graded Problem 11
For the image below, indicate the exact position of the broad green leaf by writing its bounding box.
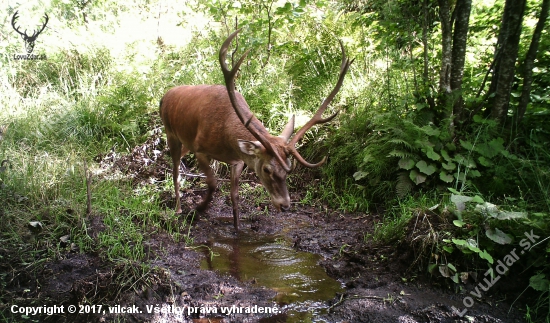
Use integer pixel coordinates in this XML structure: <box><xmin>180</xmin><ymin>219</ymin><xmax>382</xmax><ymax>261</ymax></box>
<box><xmin>529</xmin><ymin>274</ymin><xmax>550</xmax><ymax>291</ymax></box>
<box><xmin>451</xmin><ymin>273</ymin><xmax>460</xmax><ymax>284</ymax></box>
<box><xmin>485</xmin><ymin>228</ymin><xmax>512</xmax><ymax>245</ymax></box>
<box><xmin>473</xmin><ymin>114</ymin><xmax>484</xmax><ymax>123</ymax></box>
<box><xmin>489</xmin><ymin>138</ymin><xmax>505</xmax><ymax>152</ymax></box>
<box><xmin>460</xmin><ymin>139</ymin><xmax>474</xmax><ymax>151</ymax></box>
<box><xmin>466</xmin><ymin>244</ymin><xmax>481</xmax><ymax>253</ymax></box>
<box><xmin>443</xmin><ymin>246</ymin><xmax>454</xmax><ymax>253</ymax></box>
<box><xmin>442</xmin><ymin>161</ymin><xmax>456</xmax><ymax>170</ymax></box>
<box><xmin>468</xmin><ymin>169</ymin><xmax>481</xmax><ymax>177</ymax></box>
<box><xmin>447</xmin><ymin>263</ymin><xmax>457</xmax><ymax>272</ymax></box>
<box><xmin>454</xmin><ymin>153</ymin><xmax>466</xmax><ymax>164</ymax></box>
<box><xmin>418</xmin><ymin>140</ymin><xmax>435</xmax><ymax>148</ymax></box>
<box><xmin>465</xmin><ymin>156</ymin><xmax>477</xmax><ymax>168</ymax></box>
<box><xmin>471</xmin><ymin>195</ymin><xmax>485</xmax><ymax>203</ymax></box>
<box><xmin>451</xmin><ymin>194</ymin><xmax>472</xmax><ymax>211</ymax></box>
<box><xmin>440</xmin><ymin>171</ymin><xmax>454</xmax><ymax>183</ymax></box>
<box><xmin>448</xmin><ymin>187</ymin><xmax>461</xmax><ymax>195</ymax></box>
<box><xmin>452</xmin><ymin>238</ymin><xmax>468</xmax><ymax>246</ymax></box>
<box><xmin>410</xmin><ymin>169</ymin><xmax>427</xmax><ymax>185</ymax></box>
<box><xmin>494</xmin><ymin>211</ymin><xmax>528</xmax><ymax>220</ymax></box>
<box><xmin>476</xmin><ymin>138</ymin><xmax>505</xmax><ymax>158</ymax></box>
<box><xmin>446</xmin><ymin>142</ymin><xmax>456</xmax><ymax>151</ymax></box>
<box><xmin>398</xmin><ymin>157</ymin><xmax>415</xmax><ymax>170</ymax></box>
<box><xmin>478</xmin><ymin>250</ymin><xmax>494</xmax><ymax>264</ymax></box>
<box><xmin>441</xmin><ymin>149</ymin><xmax>452</xmax><ymax>162</ymax></box>
<box><xmin>458</xmin><ymin>239</ymin><xmax>481</xmax><ymax>253</ymax></box>
<box><xmin>353</xmin><ymin>171</ymin><xmax>368</xmax><ymax>181</ymax></box>
<box><xmin>428</xmin><ymin>263</ymin><xmax>438</xmax><ymax>274</ymax></box>
<box><xmin>426</xmin><ymin>147</ymin><xmax>441</xmax><ymax>161</ymax></box>
<box><xmin>501</xmin><ymin>149</ymin><xmax>513</xmax><ymax>158</ymax></box>
<box><xmin>478</xmin><ymin>156</ymin><xmax>493</xmax><ymax>167</ymax></box>
<box><xmin>421</xmin><ymin>125</ymin><xmax>440</xmax><ymax>137</ymax></box>
<box><xmin>453</xmin><ymin>154</ymin><xmax>477</xmax><ymax>168</ymax></box>
<box><xmin>453</xmin><ymin>220</ymin><xmax>465</xmax><ymax>227</ymax></box>
<box><xmin>475</xmin><ymin>202</ymin><xmax>499</xmax><ymax>217</ymax></box>
<box><xmin>416</xmin><ymin>160</ymin><xmax>436</xmax><ymax>175</ymax></box>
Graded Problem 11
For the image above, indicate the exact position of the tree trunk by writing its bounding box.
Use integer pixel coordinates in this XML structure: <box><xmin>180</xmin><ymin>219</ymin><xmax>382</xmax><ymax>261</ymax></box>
<box><xmin>449</xmin><ymin>0</ymin><xmax>472</xmax><ymax>126</ymax></box>
<box><xmin>517</xmin><ymin>0</ymin><xmax>549</xmax><ymax>123</ymax></box>
<box><xmin>438</xmin><ymin>0</ymin><xmax>452</xmax><ymax>107</ymax></box>
<box><xmin>422</xmin><ymin>0</ymin><xmax>430</xmax><ymax>86</ymax></box>
<box><xmin>489</xmin><ymin>0</ymin><xmax>527</xmax><ymax>122</ymax></box>
<box><xmin>422</xmin><ymin>0</ymin><xmax>435</xmax><ymax>110</ymax></box>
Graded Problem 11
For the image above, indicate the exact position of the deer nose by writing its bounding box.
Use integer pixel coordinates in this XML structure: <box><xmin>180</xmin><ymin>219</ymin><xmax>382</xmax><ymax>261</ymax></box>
<box><xmin>280</xmin><ymin>204</ymin><xmax>290</xmax><ymax>212</ymax></box>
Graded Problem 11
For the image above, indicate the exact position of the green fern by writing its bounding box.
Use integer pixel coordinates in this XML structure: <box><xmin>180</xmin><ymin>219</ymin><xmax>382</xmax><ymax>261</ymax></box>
<box><xmin>396</xmin><ymin>171</ymin><xmax>414</xmax><ymax>198</ymax></box>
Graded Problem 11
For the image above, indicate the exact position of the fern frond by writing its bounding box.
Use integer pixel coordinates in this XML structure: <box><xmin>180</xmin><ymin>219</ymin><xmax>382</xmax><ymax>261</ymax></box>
<box><xmin>388</xmin><ymin>150</ymin><xmax>416</xmax><ymax>159</ymax></box>
<box><xmin>396</xmin><ymin>171</ymin><xmax>414</xmax><ymax>198</ymax></box>
<box><xmin>388</xmin><ymin>139</ymin><xmax>415</xmax><ymax>150</ymax></box>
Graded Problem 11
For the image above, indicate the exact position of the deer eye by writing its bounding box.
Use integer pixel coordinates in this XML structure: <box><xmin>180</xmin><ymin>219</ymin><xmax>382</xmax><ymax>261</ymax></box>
<box><xmin>263</xmin><ymin>165</ymin><xmax>272</xmax><ymax>175</ymax></box>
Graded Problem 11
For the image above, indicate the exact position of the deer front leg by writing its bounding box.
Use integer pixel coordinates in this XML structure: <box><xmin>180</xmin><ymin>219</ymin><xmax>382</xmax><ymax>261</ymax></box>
<box><xmin>230</xmin><ymin>161</ymin><xmax>244</xmax><ymax>229</ymax></box>
<box><xmin>195</xmin><ymin>153</ymin><xmax>216</xmax><ymax>212</ymax></box>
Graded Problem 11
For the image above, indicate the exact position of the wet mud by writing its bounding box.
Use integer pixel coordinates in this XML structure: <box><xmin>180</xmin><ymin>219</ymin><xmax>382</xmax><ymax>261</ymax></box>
<box><xmin>1</xmin><ymin>133</ymin><xmax>529</xmax><ymax>322</ymax></box>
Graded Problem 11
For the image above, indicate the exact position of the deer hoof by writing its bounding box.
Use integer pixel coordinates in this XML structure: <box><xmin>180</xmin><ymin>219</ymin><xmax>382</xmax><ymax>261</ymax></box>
<box><xmin>195</xmin><ymin>202</ymin><xmax>209</xmax><ymax>212</ymax></box>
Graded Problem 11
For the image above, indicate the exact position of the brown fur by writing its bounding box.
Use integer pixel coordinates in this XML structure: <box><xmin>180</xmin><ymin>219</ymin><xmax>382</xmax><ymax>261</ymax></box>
<box><xmin>159</xmin><ymin>85</ymin><xmax>291</xmax><ymax>229</ymax></box>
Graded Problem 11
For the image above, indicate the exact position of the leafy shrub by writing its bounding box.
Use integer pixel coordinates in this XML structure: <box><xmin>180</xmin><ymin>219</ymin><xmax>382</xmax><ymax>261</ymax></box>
<box><xmin>97</xmin><ymin>74</ymin><xmax>155</xmax><ymax>148</ymax></box>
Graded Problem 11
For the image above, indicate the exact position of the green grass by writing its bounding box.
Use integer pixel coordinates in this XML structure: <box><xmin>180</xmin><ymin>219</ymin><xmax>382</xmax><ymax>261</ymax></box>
<box><xmin>365</xmin><ymin>194</ymin><xmax>440</xmax><ymax>244</ymax></box>
<box><xmin>1</xmin><ymin>1</ymin><xmax>549</xmax><ymax>321</ymax></box>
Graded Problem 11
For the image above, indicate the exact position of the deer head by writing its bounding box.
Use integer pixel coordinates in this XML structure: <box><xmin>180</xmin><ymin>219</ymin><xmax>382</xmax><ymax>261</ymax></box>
<box><xmin>11</xmin><ymin>11</ymin><xmax>49</xmax><ymax>54</ymax></box>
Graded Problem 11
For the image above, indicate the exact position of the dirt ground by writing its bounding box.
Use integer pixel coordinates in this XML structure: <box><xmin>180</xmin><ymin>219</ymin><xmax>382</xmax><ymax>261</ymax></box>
<box><xmin>0</xmin><ymin>133</ymin><xmax>530</xmax><ymax>323</ymax></box>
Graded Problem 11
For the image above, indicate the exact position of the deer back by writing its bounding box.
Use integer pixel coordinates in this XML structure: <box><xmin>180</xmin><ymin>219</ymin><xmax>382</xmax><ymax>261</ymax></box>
<box><xmin>160</xmin><ymin>84</ymin><xmax>273</xmax><ymax>164</ymax></box>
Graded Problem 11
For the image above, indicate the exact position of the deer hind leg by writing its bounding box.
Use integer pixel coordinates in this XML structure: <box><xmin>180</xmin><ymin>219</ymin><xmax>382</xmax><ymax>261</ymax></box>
<box><xmin>230</xmin><ymin>161</ymin><xmax>244</xmax><ymax>229</ymax></box>
<box><xmin>195</xmin><ymin>153</ymin><xmax>216</xmax><ymax>212</ymax></box>
<box><xmin>167</xmin><ymin>135</ymin><xmax>188</xmax><ymax>214</ymax></box>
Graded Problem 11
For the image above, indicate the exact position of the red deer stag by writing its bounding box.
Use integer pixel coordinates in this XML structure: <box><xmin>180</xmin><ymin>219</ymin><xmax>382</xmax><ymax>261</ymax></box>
<box><xmin>160</xmin><ymin>30</ymin><xmax>353</xmax><ymax>229</ymax></box>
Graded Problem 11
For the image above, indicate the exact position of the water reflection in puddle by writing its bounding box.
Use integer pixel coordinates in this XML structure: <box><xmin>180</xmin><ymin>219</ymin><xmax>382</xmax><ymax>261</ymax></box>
<box><xmin>200</xmin><ymin>230</ymin><xmax>343</xmax><ymax>322</ymax></box>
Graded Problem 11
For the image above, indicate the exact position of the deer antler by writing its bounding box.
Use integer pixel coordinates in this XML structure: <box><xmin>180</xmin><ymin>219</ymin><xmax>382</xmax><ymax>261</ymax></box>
<box><xmin>32</xmin><ymin>13</ymin><xmax>49</xmax><ymax>39</ymax></box>
<box><xmin>11</xmin><ymin>11</ymin><xmax>48</xmax><ymax>40</ymax></box>
<box><xmin>219</xmin><ymin>29</ymin><xmax>291</xmax><ymax>172</ymax></box>
<box><xmin>11</xmin><ymin>11</ymin><xmax>48</xmax><ymax>39</ymax></box>
<box><xmin>287</xmin><ymin>40</ymin><xmax>354</xmax><ymax>168</ymax></box>
<box><xmin>11</xmin><ymin>11</ymin><xmax>26</xmax><ymax>38</ymax></box>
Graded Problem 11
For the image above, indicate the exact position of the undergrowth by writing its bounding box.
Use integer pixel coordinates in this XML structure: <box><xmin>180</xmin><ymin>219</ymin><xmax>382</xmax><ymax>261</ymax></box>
<box><xmin>0</xmin><ymin>0</ymin><xmax>549</xmax><ymax>321</ymax></box>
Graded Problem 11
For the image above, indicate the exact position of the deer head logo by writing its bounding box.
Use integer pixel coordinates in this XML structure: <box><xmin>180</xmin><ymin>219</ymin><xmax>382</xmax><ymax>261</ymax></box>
<box><xmin>11</xmin><ymin>11</ymin><xmax>49</xmax><ymax>54</ymax></box>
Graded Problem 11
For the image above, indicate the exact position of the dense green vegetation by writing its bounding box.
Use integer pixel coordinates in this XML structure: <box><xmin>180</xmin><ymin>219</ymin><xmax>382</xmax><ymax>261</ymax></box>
<box><xmin>1</xmin><ymin>0</ymin><xmax>549</xmax><ymax>321</ymax></box>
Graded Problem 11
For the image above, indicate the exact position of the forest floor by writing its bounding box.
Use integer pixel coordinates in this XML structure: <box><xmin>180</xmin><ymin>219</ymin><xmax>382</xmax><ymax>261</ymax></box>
<box><xmin>1</xmin><ymin>133</ymin><xmax>530</xmax><ymax>323</ymax></box>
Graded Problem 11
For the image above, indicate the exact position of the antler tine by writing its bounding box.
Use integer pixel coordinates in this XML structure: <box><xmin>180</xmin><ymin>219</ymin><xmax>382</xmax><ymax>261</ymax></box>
<box><xmin>219</xmin><ymin>29</ymin><xmax>291</xmax><ymax>172</ymax></box>
<box><xmin>11</xmin><ymin>11</ymin><xmax>26</xmax><ymax>37</ymax></box>
<box><xmin>32</xmin><ymin>14</ymin><xmax>49</xmax><ymax>38</ymax></box>
<box><xmin>219</xmin><ymin>29</ymin><xmax>253</xmax><ymax>125</ymax></box>
<box><xmin>287</xmin><ymin>40</ymin><xmax>354</xmax><ymax>168</ymax></box>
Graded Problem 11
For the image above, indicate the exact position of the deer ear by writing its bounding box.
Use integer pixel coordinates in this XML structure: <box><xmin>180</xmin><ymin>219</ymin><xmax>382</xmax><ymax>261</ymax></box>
<box><xmin>238</xmin><ymin>140</ymin><xmax>264</xmax><ymax>156</ymax></box>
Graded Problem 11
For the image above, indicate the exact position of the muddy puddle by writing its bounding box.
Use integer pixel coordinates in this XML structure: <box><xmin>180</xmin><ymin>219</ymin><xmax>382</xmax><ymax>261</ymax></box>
<box><xmin>200</xmin><ymin>229</ymin><xmax>343</xmax><ymax>322</ymax></box>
